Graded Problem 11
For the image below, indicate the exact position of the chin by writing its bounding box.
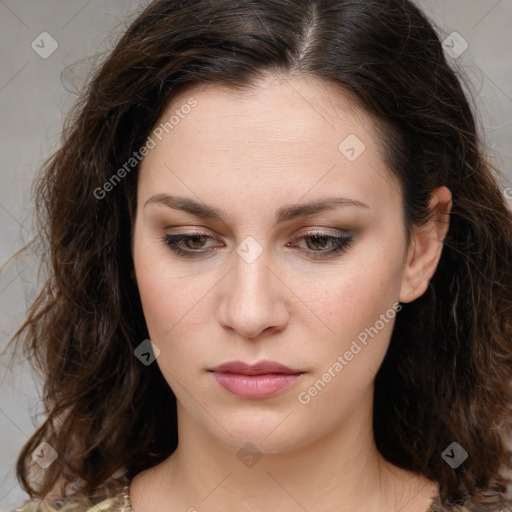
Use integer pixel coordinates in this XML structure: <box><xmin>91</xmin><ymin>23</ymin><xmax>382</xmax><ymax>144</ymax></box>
<box><xmin>205</xmin><ymin>412</ymin><xmax>316</xmax><ymax>455</ymax></box>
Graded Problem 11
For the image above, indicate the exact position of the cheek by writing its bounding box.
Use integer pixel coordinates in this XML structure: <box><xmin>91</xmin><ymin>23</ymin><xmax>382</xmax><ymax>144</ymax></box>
<box><xmin>308</xmin><ymin>251</ymin><xmax>403</xmax><ymax>345</ymax></box>
<box><xmin>133</xmin><ymin>267</ymin><xmax>210</xmax><ymax>392</ymax></box>
<box><xmin>296</xmin><ymin>243</ymin><xmax>404</xmax><ymax>395</ymax></box>
<box><xmin>133</xmin><ymin>223</ymin><xmax>203</xmax><ymax>333</ymax></box>
<box><xmin>133</xmin><ymin>237</ymin><xmax>223</xmax><ymax>379</ymax></box>
<box><xmin>135</xmin><ymin>261</ymin><xmax>212</xmax><ymax>341</ymax></box>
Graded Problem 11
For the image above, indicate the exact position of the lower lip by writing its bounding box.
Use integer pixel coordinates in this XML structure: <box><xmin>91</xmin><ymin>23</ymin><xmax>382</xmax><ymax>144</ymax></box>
<box><xmin>211</xmin><ymin>372</ymin><xmax>303</xmax><ymax>399</ymax></box>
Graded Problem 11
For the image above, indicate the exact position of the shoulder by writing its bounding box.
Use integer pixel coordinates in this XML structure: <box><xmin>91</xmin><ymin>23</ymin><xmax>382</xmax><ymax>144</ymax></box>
<box><xmin>430</xmin><ymin>508</ymin><xmax>512</xmax><ymax>512</ymax></box>
<box><xmin>10</xmin><ymin>484</ymin><xmax>132</xmax><ymax>512</ymax></box>
<box><xmin>427</xmin><ymin>497</ymin><xmax>512</xmax><ymax>512</ymax></box>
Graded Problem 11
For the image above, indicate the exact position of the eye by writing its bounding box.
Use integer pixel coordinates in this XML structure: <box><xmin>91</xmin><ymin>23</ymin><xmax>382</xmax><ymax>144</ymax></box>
<box><xmin>287</xmin><ymin>231</ymin><xmax>353</xmax><ymax>260</ymax></box>
<box><xmin>161</xmin><ymin>232</ymin><xmax>215</xmax><ymax>258</ymax></box>
<box><xmin>160</xmin><ymin>230</ymin><xmax>354</xmax><ymax>260</ymax></box>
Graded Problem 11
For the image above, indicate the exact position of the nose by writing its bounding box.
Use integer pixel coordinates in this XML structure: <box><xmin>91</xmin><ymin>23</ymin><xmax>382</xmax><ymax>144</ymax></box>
<box><xmin>216</xmin><ymin>248</ymin><xmax>289</xmax><ymax>340</ymax></box>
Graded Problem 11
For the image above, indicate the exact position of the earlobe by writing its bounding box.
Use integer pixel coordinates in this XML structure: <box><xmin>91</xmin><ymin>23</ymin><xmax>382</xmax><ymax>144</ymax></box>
<box><xmin>399</xmin><ymin>186</ymin><xmax>452</xmax><ymax>303</ymax></box>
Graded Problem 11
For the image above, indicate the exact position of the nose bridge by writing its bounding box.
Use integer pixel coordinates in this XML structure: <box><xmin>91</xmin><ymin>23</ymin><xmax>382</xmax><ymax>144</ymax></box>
<box><xmin>231</xmin><ymin>246</ymin><xmax>275</xmax><ymax>314</ymax></box>
<box><xmin>218</xmin><ymin>242</ymin><xmax>287</xmax><ymax>338</ymax></box>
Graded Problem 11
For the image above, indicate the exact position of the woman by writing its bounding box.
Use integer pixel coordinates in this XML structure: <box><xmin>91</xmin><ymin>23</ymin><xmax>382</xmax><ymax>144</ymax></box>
<box><xmin>6</xmin><ymin>0</ymin><xmax>512</xmax><ymax>511</ymax></box>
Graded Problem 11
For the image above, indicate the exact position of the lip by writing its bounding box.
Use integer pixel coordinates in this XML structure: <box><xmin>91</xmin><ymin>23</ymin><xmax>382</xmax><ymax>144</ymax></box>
<box><xmin>208</xmin><ymin>360</ymin><xmax>305</xmax><ymax>399</ymax></box>
<box><xmin>208</xmin><ymin>360</ymin><xmax>302</xmax><ymax>375</ymax></box>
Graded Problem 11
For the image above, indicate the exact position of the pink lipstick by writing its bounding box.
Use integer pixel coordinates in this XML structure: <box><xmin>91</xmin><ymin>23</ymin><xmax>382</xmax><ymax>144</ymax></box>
<box><xmin>208</xmin><ymin>360</ymin><xmax>304</xmax><ymax>399</ymax></box>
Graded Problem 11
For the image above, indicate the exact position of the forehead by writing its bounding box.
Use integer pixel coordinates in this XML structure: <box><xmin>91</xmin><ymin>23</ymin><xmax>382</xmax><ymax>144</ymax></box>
<box><xmin>164</xmin><ymin>74</ymin><xmax>373</xmax><ymax>140</ymax></box>
<box><xmin>137</xmin><ymin>74</ymin><xmax>400</xmax><ymax>216</ymax></box>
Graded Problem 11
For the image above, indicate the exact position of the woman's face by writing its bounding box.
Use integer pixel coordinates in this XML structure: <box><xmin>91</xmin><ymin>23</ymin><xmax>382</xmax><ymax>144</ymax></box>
<box><xmin>132</xmin><ymin>74</ymin><xmax>424</xmax><ymax>454</ymax></box>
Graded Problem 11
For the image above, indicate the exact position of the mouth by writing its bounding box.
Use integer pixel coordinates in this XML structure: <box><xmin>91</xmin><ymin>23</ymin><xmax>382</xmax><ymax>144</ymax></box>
<box><xmin>207</xmin><ymin>360</ymin><xmax>305</xmax><ymax>399</ymax></box>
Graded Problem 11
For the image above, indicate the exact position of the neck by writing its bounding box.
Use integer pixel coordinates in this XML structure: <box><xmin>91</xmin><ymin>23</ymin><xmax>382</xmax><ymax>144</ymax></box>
<box><xmin>131</xmin><ymin>386</ymin><xmax>438</xmax><ymax>512</ymax></box>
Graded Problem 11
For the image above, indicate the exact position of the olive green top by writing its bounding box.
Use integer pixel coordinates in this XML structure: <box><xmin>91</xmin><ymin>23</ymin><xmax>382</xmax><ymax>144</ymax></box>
<box><xmin>9</xmin><ymin>483</ymin><xmax>512</xmax><ymax>512</ymax></box>
<box><xmin>10</xmin><ymin>485</ymin><xmax>132</xmax><ymax>512</ymax></box>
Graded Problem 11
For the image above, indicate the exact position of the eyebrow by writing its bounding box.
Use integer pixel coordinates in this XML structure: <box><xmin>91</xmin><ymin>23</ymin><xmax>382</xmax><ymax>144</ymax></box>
<box><xmin>144</xmin><ymin>193</ymin><xmax>369</xmax><ymax>223</ymax></box>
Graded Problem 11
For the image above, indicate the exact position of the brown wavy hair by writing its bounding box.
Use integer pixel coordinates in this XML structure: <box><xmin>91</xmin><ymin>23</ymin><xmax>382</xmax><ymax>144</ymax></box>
<box><xmin>4</xmin><ymin>0</ymin><xmax>512</xmax><ymax>509</ymax></box>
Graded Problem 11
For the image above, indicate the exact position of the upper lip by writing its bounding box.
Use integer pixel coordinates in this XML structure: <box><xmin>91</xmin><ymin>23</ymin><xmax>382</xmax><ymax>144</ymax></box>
<box><xmin>208</xmin><ymin>360</ymin><xmax>303</xmax><ymax>375</ymax></box>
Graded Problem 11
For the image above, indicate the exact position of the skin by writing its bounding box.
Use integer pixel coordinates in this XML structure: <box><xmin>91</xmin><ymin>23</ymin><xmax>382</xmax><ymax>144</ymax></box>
<box><xmin>130</xmin><ymin>73</ymin><xmax>452</xmax><ymax>512</ymax></box>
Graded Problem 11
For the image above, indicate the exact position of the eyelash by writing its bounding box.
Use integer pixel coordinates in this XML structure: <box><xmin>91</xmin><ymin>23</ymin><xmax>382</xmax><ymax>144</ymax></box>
<box><xmin>160</xmin><ymin>230</ymin><xmax>353</xmax><ymax>260</ymax></box>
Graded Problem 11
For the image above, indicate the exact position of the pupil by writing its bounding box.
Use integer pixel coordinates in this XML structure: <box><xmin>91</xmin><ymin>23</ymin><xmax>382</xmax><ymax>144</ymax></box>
<box><xmin>308</xmin><ymin>235</ymin><xmax>327</xmax><ymax>250</ymax></box>
<box><xmin>188</xmin><ymin>235</ymin><xmax>205</xmax><ymax>248</ymax></box>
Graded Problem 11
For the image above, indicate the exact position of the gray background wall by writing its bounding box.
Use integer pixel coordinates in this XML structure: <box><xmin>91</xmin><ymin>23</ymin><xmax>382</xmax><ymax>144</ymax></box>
<box><xmin>1</xmin><ymin>1</ymin><xmax>511</xmax><ymax>510</ymax></box>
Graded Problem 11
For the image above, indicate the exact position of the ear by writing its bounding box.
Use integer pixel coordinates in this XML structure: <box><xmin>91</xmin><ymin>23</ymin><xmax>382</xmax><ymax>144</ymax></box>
<box><xmin>399</xmin><ymin>186</ymin><xmax>452</xmax><ymax>303</ymax></box>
